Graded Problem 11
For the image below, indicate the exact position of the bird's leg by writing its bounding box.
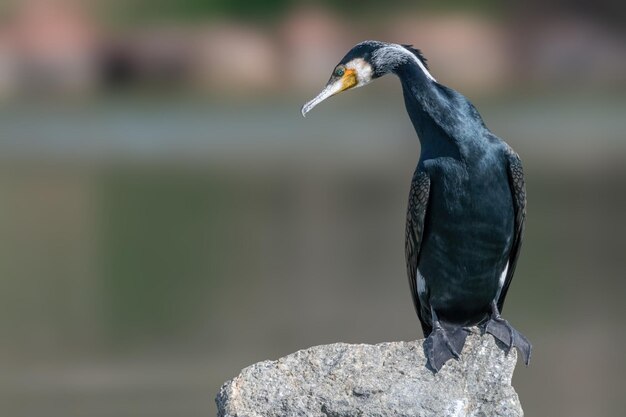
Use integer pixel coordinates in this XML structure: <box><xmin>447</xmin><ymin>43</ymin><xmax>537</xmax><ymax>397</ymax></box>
<box><xmin>424</xmin><ymin>308</ymin><xmax>464</xmax><ymax>372</ymax></box>
<box><xmin>484</xmin><ymin>301</ymin><xmax>532</xmax><ymax>365</ymax></box>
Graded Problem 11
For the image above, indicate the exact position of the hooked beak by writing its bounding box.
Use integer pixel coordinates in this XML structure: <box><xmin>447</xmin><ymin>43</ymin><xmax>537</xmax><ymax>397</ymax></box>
<box><xmin>301</xmin><ymin>70</ymin><xmax>357</xmax><ymax>117</ymax></box>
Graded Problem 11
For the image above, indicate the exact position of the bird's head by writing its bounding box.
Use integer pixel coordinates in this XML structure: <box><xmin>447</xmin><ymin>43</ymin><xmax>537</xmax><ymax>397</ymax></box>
<box><xmin>301</xmin><ymin>40</ymin><xmax>432</xmax><ymax>117</ymax></box>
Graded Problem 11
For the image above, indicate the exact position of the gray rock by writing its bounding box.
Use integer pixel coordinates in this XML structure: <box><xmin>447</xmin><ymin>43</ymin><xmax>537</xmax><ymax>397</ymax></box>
<box><xmin>216</xmin><ymin>330</ymin><xmax>523</xmax><ymax>417</ymax></box>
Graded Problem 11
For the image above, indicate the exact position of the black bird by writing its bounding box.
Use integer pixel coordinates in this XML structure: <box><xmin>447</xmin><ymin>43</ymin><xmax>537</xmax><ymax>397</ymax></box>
<box><xmin>301</xmin><ymin>40</ymin><xmax>531</xmax><ymax>371</ymax></box>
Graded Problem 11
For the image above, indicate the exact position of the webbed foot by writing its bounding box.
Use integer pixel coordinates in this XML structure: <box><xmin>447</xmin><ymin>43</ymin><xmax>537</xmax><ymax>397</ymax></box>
<box><xmin>424</xmin><ymin>325</ymin><xmax>468</xmax><ymax>372</ymax></box>
<box><xmin>484</xmin><ymin>302</ymin><xmax>532</xmax><ymax>365</ymax></box>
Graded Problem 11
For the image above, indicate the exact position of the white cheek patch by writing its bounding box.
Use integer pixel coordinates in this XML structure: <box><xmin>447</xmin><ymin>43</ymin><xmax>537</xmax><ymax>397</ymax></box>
<box><xmin>345</xmin><ymin>58</ymin><xmax>373</xmax><ymax>88</ymax></box>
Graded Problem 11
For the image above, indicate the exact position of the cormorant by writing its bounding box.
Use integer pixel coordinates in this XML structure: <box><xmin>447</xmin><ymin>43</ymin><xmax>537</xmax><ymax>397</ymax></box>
<box><xmin>301</xmin><ymin>40</ymin><xmax>531</xmax><ymax>371</ymax></box>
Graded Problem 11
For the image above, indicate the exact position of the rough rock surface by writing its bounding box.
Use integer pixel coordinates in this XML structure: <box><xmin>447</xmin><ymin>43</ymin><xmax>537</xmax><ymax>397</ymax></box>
<box><xmin>216</xmin><ymin>330</ymin><xmax>523</xmax><ymax>417</ymax></box>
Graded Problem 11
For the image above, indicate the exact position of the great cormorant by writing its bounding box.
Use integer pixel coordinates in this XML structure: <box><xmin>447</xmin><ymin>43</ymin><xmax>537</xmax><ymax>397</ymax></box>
<box><xmin>301</xmin><ymin>40</ymin><xmax>531</xmax><ymax>371</ymax></box>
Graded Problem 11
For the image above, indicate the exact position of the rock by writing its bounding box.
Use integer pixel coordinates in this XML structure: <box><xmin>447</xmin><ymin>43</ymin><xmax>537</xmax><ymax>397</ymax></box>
<box><xmin>216</xmin><ymin>330</ymin><xmax>523</xmax><ymax>417</ymax></box>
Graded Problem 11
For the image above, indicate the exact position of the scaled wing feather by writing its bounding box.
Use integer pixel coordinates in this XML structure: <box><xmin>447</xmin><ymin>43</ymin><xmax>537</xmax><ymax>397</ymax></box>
<box><xmin>498</xmin><ymin>149</ymin><xmax>527</xmax><ymax>312</ymax></box>
<box><xmin>405</xmin><ymin>170</ymin><xmax>431</xmax><ymax>336</ymax></box>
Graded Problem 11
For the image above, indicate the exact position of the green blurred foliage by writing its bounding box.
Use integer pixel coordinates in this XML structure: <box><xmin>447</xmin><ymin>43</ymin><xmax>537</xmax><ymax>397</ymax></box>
<box><xmin>99</xmin><ymin>169</ymin><xmax>234</xmax><ymax>344</ymax></box>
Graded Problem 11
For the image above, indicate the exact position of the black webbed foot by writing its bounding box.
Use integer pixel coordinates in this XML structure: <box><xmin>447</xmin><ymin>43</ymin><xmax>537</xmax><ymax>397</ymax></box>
<box><xmin>424</xmin><ymin>326</ymin><xmax>458</xmax><ymax>372</ymax></box>
<box><xmin>484</xmin><ymin>302</ymin><xmax>532</xmax><ymax>365</ymax></box>
<box><xmin>424</xmin><ymin>307</ymin><xmax>469</xmax><ymax>372</ymax></box>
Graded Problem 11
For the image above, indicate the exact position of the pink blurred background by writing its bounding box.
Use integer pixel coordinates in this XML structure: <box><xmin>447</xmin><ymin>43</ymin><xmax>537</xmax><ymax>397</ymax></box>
<box><xmin>1</xmin><ymin>1</ymin><xmax>625</xmax><ymax>416</ymax></box>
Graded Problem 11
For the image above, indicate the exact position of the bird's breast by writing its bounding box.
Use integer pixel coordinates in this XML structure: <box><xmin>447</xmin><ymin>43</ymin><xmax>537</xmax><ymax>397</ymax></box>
<box><xmin>418</xmin><ymin>156</ymin><xmax>514</xmax><ymax>321</ymax></box>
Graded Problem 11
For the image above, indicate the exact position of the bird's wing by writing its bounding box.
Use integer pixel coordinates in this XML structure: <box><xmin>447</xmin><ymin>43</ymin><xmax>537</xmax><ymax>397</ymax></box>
<box><xmin>405</xmin><ymin>170</ymin><xmax>432</xmax><ymax>336</ymax></box>
<box><xmin>497</xmin><ymin>149</ymin><xmax>527</xmax><ymax>313</ymax></box>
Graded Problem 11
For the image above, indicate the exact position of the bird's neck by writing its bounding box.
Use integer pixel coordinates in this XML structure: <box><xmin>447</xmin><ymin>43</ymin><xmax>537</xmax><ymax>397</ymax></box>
<box><xmin>393</xmin><ymin>62</ymin><xmax>474</xmax><ymax>162</ymax></box>
<box><xmin>373</xmin><ymin>44</ymin><xmax>436</xmax><ymax>82</ymax></box>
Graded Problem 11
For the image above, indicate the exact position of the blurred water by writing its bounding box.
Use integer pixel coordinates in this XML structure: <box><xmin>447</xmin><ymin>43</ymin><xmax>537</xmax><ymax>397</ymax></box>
<box><xmin>1</xmin><ymin>91</ymin><xmax>626</xmax><ymax>416</ymax></box>
<box><xmin>2</xmin><ymin>0</ymin><xmax>625</xmax><ymax>415</ymax></box>
<box><xmin>1</xmin><ymin>92</ymin><xmax>625</xmax><ymax>161</ymax></box>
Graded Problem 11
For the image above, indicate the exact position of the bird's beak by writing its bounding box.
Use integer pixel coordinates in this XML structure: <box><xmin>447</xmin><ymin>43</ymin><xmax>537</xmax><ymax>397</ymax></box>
<box><xmin>301</xmin><ymin>70</ymin><xmax>357</xmax><ymax>117</ymax></box>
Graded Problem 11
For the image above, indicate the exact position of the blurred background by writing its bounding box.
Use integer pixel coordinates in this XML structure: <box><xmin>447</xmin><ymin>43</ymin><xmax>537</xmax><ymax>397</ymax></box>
<box><xmin>1</xmin><ymin>0</ymin><xmax>625</xmax><ymax>416</ymax></box>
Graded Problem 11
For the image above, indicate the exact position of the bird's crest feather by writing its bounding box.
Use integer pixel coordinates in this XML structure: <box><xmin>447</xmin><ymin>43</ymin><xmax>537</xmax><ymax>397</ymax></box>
<box><xmin>401</xmin><ymin>45</ymin><xmax>429</xmax><ymax>70</ymax></box>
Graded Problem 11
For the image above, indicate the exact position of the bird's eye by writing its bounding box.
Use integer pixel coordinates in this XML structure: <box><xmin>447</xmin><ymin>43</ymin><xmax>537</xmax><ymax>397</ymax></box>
<box><xmin>334</xmin><ymin>67</ymin><xmax>345</xmax><ymax>77</ymax></box>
